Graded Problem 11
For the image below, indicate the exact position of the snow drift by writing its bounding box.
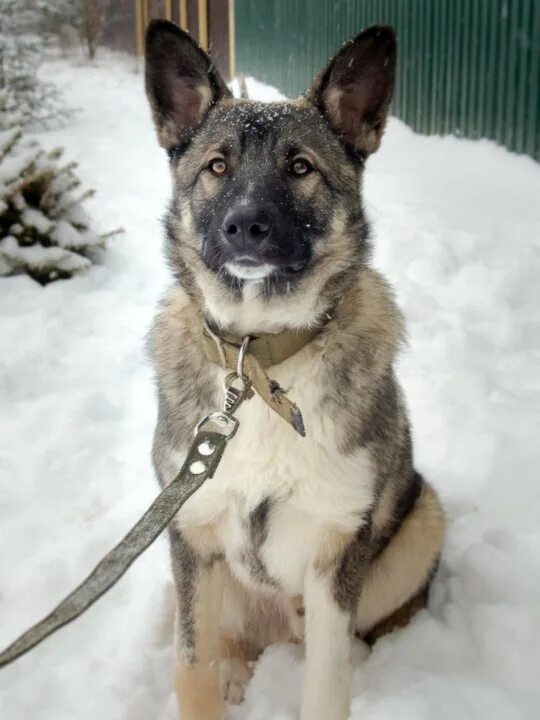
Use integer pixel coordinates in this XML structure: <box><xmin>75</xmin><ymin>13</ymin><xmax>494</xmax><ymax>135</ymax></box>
<box><xmin>0</xmin><ymin>58</ymin><xmax>539</xmax><ymax>720</ymax></box>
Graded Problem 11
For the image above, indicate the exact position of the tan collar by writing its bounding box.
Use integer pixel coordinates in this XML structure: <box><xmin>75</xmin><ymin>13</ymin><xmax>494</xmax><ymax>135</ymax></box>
<box><xmin>200</xmin><ymin>286</ymin><xmax>357</xmax><ymax>434</ymax></box>
<box><xmin>201</xmin><ymin>322</ymin><xmax>326</xmax><ymax>436</ymax></box>
<box><xmin>202</xmin><ymin>323</ymin><xmax>322</xmax><ymax>369</ymax></box>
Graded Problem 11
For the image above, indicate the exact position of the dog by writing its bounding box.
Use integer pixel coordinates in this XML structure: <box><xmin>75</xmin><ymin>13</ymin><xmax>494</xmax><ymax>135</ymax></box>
<box><xmin>145</xmin><ymin>19</ymin><xmax>444</xmax><ymax>720</ymax></box>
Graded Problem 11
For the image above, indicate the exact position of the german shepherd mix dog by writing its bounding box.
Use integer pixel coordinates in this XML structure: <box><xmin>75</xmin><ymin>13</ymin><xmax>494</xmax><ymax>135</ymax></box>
<box><xmin>145</xmin><ymin>20</ymin><xmax>444</xmax><ymax>720</ymax></box>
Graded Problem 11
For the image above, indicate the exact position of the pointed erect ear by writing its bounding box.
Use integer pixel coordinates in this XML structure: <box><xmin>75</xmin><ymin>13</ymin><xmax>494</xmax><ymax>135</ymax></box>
<box><xmin>308</xmin><ymin>26</ymin><xmax>396</xmax><ymax>156</ymax></box>
<box><xmin>145</xmin><ymin>20</ymin><xmax>232</xmax><ymax>151</ymax></box>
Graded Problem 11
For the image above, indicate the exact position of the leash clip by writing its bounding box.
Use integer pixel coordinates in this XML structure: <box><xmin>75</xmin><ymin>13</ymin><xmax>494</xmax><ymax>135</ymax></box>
<box><xmin>196</xmin><ymin>372</ymin><xmax>252</xmax><ymax>440</ymax></box>
<box><xmin>223</xmin><ymin>372</ymin><xmax>250</xmax><ymax>413</ymax></box>
<box><xmin>195</xmin><ymin>411</ymin><xmax>239</xmax><ymax>440</ymax></box>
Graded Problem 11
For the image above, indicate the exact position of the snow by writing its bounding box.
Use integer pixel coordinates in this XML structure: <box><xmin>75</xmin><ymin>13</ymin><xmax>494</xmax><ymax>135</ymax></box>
<box><xmin>52</xmin><ymin>218</ymin><xmax>86</xmax><ymax>247</ymax></box>
<box><xmin>21</xmin><ymin>207</ymin><xmax>54</xmax><ymax>234</ymax></box>
<box><xmin>0</xmin><ymin>138</ymin><xmax>40</xmax><ymax>186</ymax></box>
<box><xmin>1</xmin><ymin>54</ymin><xmax>540</xmax><ymax>719</ymax></box>
<box><xmin>0</xmin><ymin>234</ymin><xmax>91</xmax><ymax>273</ymax></box>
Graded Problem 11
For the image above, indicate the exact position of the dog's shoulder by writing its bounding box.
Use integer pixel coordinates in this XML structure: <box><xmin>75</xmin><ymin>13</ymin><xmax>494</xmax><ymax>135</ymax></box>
<box><xmin>150</xmin><ymin>286</ymin><xmax>201</xmax><ymax>361</ymax></box>
<box><xmin>150</xmin><ymin>285</ymin><xmax>214</xmax><ymax>387</ymax></box>
<box><xmin>150</xmin><ymin>286</ymin><xmax>220</xmax><ymax>454</ymax></box>
<box><xmin>325</xmin><ymin>268</ymin><xmax>405</xmax><ymax>377</ymax></box>
<box><xmin>311</xmin><ymin>269</ymin><xmax>409</xmax><ymax>460</ymax></box>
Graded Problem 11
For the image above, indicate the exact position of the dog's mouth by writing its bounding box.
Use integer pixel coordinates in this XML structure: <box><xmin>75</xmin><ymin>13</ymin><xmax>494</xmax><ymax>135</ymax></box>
<box><xmin>225</xmin><ymin>257</ymin><xmax>309</xmax><ymax>282</ymax></box>
<box><xmin>202</xmin><ymin>228</ymin><xmax>313</xmax><ymax>288</ymax></box>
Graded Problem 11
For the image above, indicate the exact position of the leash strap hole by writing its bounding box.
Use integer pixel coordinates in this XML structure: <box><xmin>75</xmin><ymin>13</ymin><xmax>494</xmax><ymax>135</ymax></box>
<box><xmin>189</xmin><ymin>460</ymin><xmax>206</xmax><ymax>475</ymax></box>
<box><xmin>198</xmin><ymin>441</ymin><xmax>215</xmax><ymax>456</ymax></box>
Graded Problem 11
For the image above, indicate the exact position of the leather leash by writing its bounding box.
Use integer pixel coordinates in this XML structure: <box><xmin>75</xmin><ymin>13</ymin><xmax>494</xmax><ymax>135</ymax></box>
<box><xmin>0</xmin><ymin>332</ymin><xmax>309</xmax><ymax>669</ymax></box>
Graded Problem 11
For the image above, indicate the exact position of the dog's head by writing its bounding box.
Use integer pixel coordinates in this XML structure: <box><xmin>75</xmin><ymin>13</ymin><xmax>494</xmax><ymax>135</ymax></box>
<box><xmin>145</xmin><ymin>21</ymin><xmax>395</xmax><ymax>331</ymax></box>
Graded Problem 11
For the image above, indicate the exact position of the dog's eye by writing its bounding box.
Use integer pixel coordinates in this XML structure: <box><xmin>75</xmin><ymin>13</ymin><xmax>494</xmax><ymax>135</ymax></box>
<box><xmin>290</xmin><ymin>158</ymin><xmax>313</xmax><ymax>177</ymax></box>
<box><xmin>209</xmin><ymin>158</ymin><xmax>227</xmax><ymax>176</ymax></box>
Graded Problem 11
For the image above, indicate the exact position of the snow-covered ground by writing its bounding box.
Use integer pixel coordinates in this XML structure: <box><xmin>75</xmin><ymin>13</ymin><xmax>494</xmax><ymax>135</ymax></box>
<box><xmin>1</xmin><ymin>54</ymin><xmax>539</xmax><ymax>720</ymax></box>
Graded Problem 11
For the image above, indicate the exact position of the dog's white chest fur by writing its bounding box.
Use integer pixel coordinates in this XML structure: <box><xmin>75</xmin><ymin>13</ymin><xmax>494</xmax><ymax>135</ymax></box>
<box><xmin>171</xmin><ymin>348</ymin><xmax>375</xmax><ymax>596</ymax></box>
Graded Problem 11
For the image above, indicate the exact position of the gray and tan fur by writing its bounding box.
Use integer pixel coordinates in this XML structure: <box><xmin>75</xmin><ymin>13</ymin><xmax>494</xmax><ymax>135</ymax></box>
<box><xmin>145</xmin><ymin>20</ymin><xmax>444</xmax><ymax>720</ymax></box>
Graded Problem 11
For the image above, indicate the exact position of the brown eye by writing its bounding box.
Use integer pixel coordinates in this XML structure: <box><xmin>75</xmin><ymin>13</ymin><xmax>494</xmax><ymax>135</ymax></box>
<box><xmin>290</xmin><ymin>158</ymin><xmax>313</xmax><ymax>177</ymax></box>
<box><xmin>209</xmin><ymin>158</ymin><xmax>227</xmax><ymax>175</ymax></box>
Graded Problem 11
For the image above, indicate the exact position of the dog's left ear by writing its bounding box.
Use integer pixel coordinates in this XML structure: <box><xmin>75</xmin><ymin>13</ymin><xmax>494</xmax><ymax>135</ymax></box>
<box><xmin>308</xmin><ymin>26</ymin><xmax>396</xmax><ymax>156</ymax></box>
<box><xmin>145</xmin><ymin>20</ymin><xmax>231</xmax><ymax>151</ymax></box>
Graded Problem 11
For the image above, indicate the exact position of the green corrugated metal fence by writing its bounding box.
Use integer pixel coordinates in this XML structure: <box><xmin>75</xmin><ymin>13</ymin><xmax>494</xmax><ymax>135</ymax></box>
<box><xmin>235</xmin><ymin>0</ymin><xmax>540</xmax><ymax>160</ymax></box>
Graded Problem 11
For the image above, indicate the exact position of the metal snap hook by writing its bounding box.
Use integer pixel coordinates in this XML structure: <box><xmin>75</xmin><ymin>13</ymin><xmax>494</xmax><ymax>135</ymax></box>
<box><xmin>222</xmin><ymin>372</ymin><xmax>252</xmax><ymax>415</ymax></box>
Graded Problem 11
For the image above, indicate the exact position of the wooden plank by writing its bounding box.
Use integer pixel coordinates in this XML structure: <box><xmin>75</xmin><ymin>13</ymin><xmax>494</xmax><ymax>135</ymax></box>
<box><xmin>135</xmin><ymin>0</ymin><xmax>144</xmax><ymax>56</ymax></box>
<box><xmin>229</xmin><ymin>0</ymin><xmax>236</xmax><ymax>79</ymax></box>
<box><xmin>198</xmin><ymin>0</ymin><xmax>208</xmax><ymax>50</ymax></box>
<box><xmin>142</xmin><ymin>0</ymin><xmax>149</xmax><ymax>32</ymax></box>
<box><xmin>179</xmin><ymin>0</ymin><xmax>188</xmax><ymax>29</ymax></box>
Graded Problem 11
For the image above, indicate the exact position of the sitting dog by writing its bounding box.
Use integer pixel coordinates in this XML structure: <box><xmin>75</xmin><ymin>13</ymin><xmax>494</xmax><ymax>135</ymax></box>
<box><xmin>145</xmin><ymin>19</ymin><xmax>444</xmax><ymax>720</ymax></box>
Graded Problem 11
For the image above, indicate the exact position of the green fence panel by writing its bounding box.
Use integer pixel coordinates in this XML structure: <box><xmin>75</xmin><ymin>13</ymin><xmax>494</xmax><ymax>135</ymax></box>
<box><xmin>235</xmin><ymin>0</ymin><xmax>540</xmax><ymax>160</ymax></box>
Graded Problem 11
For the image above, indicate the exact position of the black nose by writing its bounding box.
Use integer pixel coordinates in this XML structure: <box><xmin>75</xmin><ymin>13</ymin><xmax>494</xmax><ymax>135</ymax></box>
<box><xmin>222</xmin><ymin>206</ymin><xmax>273</xmax><ymax>248</ymax></box>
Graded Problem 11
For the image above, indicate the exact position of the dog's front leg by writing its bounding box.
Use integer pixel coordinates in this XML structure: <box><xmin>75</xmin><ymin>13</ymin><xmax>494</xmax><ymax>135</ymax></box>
<box><xmin>300</xmin><ymin>536</ymin><xmax>367</xmax><ymax>720</ymax></box>
<box><xmin>169</xmin><ymin>526</ymin><xmax>226</xmax><ymax>720</ymax></box>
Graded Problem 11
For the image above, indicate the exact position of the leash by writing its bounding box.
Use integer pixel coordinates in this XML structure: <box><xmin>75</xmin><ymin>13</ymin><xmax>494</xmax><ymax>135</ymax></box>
<box><xmin>0</xmin><ymin>334</ymin><xmax>306</xmax><ymax>669</ymax></box>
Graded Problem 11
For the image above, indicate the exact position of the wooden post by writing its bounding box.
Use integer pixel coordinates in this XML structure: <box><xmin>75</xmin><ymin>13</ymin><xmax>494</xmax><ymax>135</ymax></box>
<box><xmin>179</xmin><ymin>0</ymin><xmax>187</xmax><ymax>30</ymax></box>
<box><xmin>142</xmin><ymin>0</ymin><xmax>149</xmax><ymax>34</ymax></box>
<box><xmin>198</xmin><ymin>0</ymin><xmax>208</xmax><ymax>50</ymax></box>
<box><xmin>165</xmin><ymin>0</ymin><xmax>172</xmax><ymax>21</ymax></box>
<box><xmin>229</xmin><ymin>0</ymin><xmax>236</xmax><ymax>79</ymax></box>
<box><xmin>135</xmin><ymin>0</ymin><xmax>144</xmax><ymax>56</ymax></box>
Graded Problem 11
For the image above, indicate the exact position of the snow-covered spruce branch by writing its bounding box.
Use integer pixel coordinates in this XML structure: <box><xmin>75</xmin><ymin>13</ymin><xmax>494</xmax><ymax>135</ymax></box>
<box><xmin>0</xmin><ymin>129</ymin><xmax>122</xmax><ymax>284</ymax></box>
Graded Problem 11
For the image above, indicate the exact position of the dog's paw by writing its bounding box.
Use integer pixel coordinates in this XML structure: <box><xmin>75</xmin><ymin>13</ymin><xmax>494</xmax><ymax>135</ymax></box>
<box><xmin>220</xmin><ymin>657</ymin><xmax>255</xmax><ymax>705</ymax></box>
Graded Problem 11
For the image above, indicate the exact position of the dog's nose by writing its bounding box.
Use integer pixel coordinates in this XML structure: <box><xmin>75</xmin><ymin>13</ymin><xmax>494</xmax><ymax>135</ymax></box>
<box><xmin>222</xmin><ymin>206</ymin><xmax>273</xmax><ymax>247</ymax></box>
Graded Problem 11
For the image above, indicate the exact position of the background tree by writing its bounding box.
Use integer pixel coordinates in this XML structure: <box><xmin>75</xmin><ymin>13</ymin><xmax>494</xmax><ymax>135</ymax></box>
<box><xmin>0</xmin><ymin>0</ymin><xmax>69</xmax><ymax>131</ymax></box>
<box><xmin>0</xmin><ymin>130</ymin><xmax>121</xmax><ymax>284</ymax></box>
<box><xmin>79</xmin><ymin>0</ymin><xmax>103</xmax><ymax>61</ymax></box>
<box><xmin>0</xmin><ymin>0</ymin><xmax>120</xmax><ymax>284</ymax></box>
<box><xmin>38</xmin><ymin>0</ymin><xmax>111</xmax><ymax>62</ymax></box>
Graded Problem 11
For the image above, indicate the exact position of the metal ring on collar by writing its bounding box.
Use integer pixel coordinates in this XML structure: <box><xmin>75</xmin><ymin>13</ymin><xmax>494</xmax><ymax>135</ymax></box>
<box><xmin>237</xmin><ymin>336</ymin><xmax>250</xmax><ymax>380</ymax></box>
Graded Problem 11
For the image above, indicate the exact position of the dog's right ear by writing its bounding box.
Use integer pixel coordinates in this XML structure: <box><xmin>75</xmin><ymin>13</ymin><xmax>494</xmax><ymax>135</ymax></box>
<box><xmin>145</xmin><ymin>20</ymin><xmax>231</xmax><ymax>151</ymax></box>
<box><xmin>308</xmin><ymin>26</ymin><xmax>396</xmax><ymax>157</ymax></box>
